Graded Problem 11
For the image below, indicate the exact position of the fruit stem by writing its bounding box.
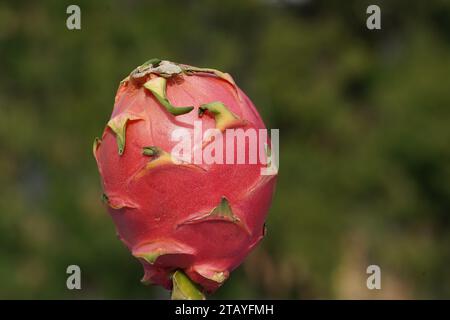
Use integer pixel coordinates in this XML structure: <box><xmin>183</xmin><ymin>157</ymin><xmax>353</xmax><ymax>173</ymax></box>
<box><xmin>171</xmin><ymin>270</ymin><xmax>206</xmax><ymax>300</ymax></box>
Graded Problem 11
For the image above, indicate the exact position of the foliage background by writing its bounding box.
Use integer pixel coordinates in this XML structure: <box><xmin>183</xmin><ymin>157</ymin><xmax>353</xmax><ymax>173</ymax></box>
<box><xmin>0</xmin><ymin>0</ymin><xmax>449</xmax><ymax>299</ymax></box>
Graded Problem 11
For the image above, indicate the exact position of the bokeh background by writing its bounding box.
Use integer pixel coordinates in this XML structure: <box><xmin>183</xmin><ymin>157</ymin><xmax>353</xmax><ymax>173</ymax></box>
<box><xmin>1</xmin><ymin>0</ymin><xmax>450</xmax><ymax>299</ymax></box>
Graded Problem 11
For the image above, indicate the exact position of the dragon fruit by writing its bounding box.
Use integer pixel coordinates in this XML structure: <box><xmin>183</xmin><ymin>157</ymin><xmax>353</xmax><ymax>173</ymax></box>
<box><xmin>93</xmin><ymin>59</ymin><xmax>277</xmax><ymax>299</ymax></box>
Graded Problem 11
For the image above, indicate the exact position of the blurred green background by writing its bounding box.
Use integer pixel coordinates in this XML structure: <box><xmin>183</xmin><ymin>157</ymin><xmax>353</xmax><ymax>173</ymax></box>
<box><xmin>1</xmin><ymin>0</ymin><xmax>449</xmax><ymax>299</ymax></box>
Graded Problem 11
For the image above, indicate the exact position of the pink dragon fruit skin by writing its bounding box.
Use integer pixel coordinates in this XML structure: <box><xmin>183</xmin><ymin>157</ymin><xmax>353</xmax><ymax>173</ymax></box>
<box><xmin>93</xmin><ymin>59</ymin><xmax>277</xmax><ymax>294</ymax></box>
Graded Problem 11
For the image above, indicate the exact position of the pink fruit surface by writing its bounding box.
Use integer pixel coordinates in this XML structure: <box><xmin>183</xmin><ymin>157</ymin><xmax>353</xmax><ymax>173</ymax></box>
<box><xmin>93</xmin><ymin>59</ymin><xmax>277</xmax><ymax>294</ymax></box>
